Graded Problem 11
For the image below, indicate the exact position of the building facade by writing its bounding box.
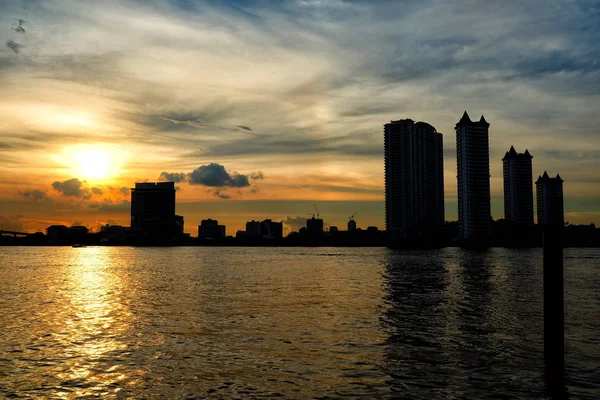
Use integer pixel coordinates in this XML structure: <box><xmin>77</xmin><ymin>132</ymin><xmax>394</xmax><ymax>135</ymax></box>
<box><xmin>502</xmin><ymin>146</ymin><xmax>534</xmax><ymax>226</ymax></box>
<box><xmin>261</xmin><ymin>219</ymin><xmax>283</xmax><ymax>239</ymax></box>
<box><xmin>384</xmin><ymin>119</ymin><xmax>444</xmax><ymax>243</ymax></box>
<box><xmin>130</xmin><ymin>182</ymin><xmax>176</xmax><ymax>243</ymax></box>
<box><xmin>455</xmin><ymin>111</ymin><xmax>492</xmax><ymax>247</ymax></box>
<box><xmin>536</xmin><ymin>172</ymin><xmax>564</xmax><ymax>226</ymax></box>
<box><xmin>199</xmin><ymin>218</ymin><xmax>222</xmax><ymax>240</ymax></box>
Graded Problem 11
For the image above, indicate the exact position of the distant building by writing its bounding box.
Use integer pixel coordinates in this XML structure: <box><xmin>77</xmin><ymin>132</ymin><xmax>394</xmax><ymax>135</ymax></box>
<box><xmin>199</xmin><ymin>219</ymin><xmax>224</xmax><ymax>240</ymax></box>
<box><xmin>502</xmin><ymin>146</ymin><xmax>534</xmax><ymax>226</ymax></box>
<box><xmin>218</xmin><ymin>225</ymin><xmax>226</xmax><ymax>238</ymax></box>
<box><xmin>455</xmin><ymin>111</ymin><xmax>492</xmax><ymax>247</ymax></box>
<box><xmin>246</xmin><ymin>220</ymin><xmax>262</xmax><ymax>237</ymax></box>
<box><xmin>261</xmin><ymin>219</ymin><xmax>283</xmax><ymax>239</ymax></box>
<box><xmin>306</xmin><ymin>216</ymin><xmax>324</xmax><ymax>233</ymax></box>
<box><xmin>384</xmin><ymin>119</ymin><xmax>444</xmax><ymax>242</ymax></box>
<box><xmin>69</xmin><ymin>226</ymin><xmax>89</xmax><ymax>234</ymax></box>
<box><xmin>244</xmin><ymin>219</ymin><xmax>283</xmax><ymax>239</ymax></box>
<box><xmin>348</xmin><ymin>219</ymin><xmax>357</xmax><ymax>232</ymax></box>
<box><xmin>45</xmin><ymin>225</ymin><xmax>89</xmax><ymax>243</ymax></box>
<box><xmin>329</xmin><ymin>226</ymin><xmax>339</xmax><ymax>233</ymax></box>
<box><xmin>175</xmin><ymin>215</ymin><xmax>184</xmax><ymax>236</ymax></box>
<box><xmin>131</xmin><ymin>182</ymin><xmax>176</xmax><ymax>243</ymax></box>
<box><xmin>45</xmin><ymin>225</ymin><xmax>68</xmax><ymax>241</ymax></box>
<box><xmin>99</xmin><ymin>225</ymin><xmax>141</xmax><ymax>244</ymax></box>
<box><xmin>536</xmin><ymin>172</ymin><xmax>564</xmax><ymax>226</ymax></box>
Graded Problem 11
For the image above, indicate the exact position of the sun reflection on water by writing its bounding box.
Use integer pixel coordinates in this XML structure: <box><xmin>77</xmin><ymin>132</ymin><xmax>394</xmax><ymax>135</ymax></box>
<box><xmin>54</xmin><ymin>247</ymin><xmax>139</xmax><ymax>398</ymax></box>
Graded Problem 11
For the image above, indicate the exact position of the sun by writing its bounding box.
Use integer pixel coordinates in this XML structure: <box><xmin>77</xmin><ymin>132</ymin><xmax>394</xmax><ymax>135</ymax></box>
<box><xmin>75</xmin><ymin>149</ymin><xmax>110</xmax><ymax>179</ymax></box>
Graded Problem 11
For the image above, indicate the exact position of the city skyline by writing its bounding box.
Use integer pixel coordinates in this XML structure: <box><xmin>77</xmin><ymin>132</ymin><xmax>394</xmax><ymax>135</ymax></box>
<box><xmin>1</xmin><ymin>0</ymin><xmax>599</xmax><ymax>234</ymax></box>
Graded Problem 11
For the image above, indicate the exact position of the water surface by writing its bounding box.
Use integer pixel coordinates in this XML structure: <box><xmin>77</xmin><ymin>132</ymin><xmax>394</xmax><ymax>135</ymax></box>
<box><xmin>1</xmin><ymin>247</ymin><xmax>598</xmax><ymax>398</ymax></box>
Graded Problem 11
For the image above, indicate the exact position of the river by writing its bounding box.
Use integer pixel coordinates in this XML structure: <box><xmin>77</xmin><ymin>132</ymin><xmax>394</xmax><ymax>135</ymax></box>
<box><xmin>1</xmin><ymin>247</ymin><xmax>598</xmax><ymax>399</ymax></box>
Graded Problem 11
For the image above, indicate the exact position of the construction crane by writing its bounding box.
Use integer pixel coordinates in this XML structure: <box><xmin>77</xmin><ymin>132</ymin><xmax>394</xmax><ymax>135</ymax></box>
<box><xmin>314</xmin><ymin>204</ymin><xmax>320</xmax><ymax>219</ymax></box>
<box><xmin>349</xmin><ymin>212</ymin><xmax>358</xmax><ymax>221</ymax></box>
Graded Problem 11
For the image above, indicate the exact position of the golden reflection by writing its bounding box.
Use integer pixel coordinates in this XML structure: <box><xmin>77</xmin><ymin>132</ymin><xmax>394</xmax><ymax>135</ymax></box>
<box><xmin>55</xmin><ymin>247</ymin><xmax>136</xmax><ymax>398</ymax></box>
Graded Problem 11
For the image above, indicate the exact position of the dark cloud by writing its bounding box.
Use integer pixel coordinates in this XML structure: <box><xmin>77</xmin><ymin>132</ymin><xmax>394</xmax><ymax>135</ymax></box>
<box><xmin>51</xmin><ymin>180</ymin><xmax>123</xmax><ymax>200</ymax></box>
<box><xmin>159</xmin><ymin>171</ymin><xmax>187</xmax><ymax>183</ymax></box>
<box><xmin>236</xmin><ymin>125</ymin><xmax>252</xmax><ymax>131</ymax></box>
<box><xmin>214</xmin><ymin>189</ymin><xmax>230</xmax><ymax>199</ymax></box>
<box><xmin>250</xmin><ymin>171</ymin><xmax>264</xmax><ymax>180</ymax></box>
<box><xmin>19</xmin><ymin>189</ymin><xmax>48</xmax><ymax>202</ymax></box>
<box><xmin>188</xmin><ymin>163</ymin><xmax>251</xmax><ymax>188</ymax></box>
<box><xmin>6</xmin><ymin>40</ymin><xmax>23</xmax><ymax>54</ymax></box>
<box><xmin>52</xmin><ymin>178</ymin><xmax>91</xmax><ymax>199</ymax></box>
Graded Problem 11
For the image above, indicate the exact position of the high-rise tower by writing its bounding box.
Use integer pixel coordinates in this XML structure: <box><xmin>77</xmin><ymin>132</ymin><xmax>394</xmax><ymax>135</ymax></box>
<box><xmin>502</xmin><ymin>146</ymin><xmax>534</xmax><ymax>226</ymax></box>
<box><xmin>131</xmin><ymin>181</ymin><xmax>176</xmax><ymax>243</ymax></box>
<box><xmin>536</xmin><ymin>172</ymin><xmax>564</xmax><ymax>227</ymax></box>
<box><xmin>455</xmin><ymin>111</ymin><xmax>492</xmax><ymax>247</ymax></box>
<box><xmin>384</xmin><ymin>119</ymin><xmax>444</xmax><ymax>245</ymax></box>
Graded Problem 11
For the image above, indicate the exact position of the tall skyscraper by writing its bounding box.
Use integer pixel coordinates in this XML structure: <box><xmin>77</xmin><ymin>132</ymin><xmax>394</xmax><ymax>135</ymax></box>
<box><xmin>502</xmin><ymin>146</ymin><xmax>534</xmax><ymax>226</ymax></box>
<box><xmin>536</xmin><ymin>172</ymin><xmax>564</xmax><ymax>226</ymax></box>
<box><xmin>131</xmin><ymin>182</ymin><xmax>176</xmax><ymax>243</ymax></box>
<box><xmin>455</xmin><ymin>111</ymin><xmax>492</xmax><ymax>247</ymax></box>
<box><xmin>384</xmin><ymin>119</ymin><xmax>444</xmax><ymax>244</ymax></box>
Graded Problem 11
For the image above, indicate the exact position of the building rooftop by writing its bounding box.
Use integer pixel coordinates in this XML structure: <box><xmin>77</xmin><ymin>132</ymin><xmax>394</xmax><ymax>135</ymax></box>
<box><xmin>455</xmin><ymin>110</ymin><xmax>490</xmax><ymax>128</ymax></box>
<box><xmin>536</xmin><ymin>171</ymin><xmax>564</xmax><ymax>183</ymax></box>
<box><xmin>133</xmin><ymin>182</ymin><xmax>175</xmax><ymax>190</ymax></box>
<box><xmin>502</xmin><ymin>146</ymin><xmax>533</xmax><ymax>160</ymax></box>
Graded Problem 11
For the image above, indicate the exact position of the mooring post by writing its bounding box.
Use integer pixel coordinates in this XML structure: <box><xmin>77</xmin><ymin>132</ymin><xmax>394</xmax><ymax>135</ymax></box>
<box><xmin>543</xmin><ymin>224</ymin><xmax>565</xmax><ymax>390</ymax></box>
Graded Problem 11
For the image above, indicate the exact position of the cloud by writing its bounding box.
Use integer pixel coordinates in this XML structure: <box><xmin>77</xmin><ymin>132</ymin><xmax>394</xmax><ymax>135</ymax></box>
<box><xmin>236</xmin><ymin>125</ymin><xmax>252</xmax><ymax>131</ymax></box>
<box><xmin>19</xmin><ymin>189</ymin><xmax>48</xmax><ymax>202</ymax></box>
<box><xmin>283</xmin><ymin>216</ymin><xmax>308</xmax><ymax>232</ymax></box>
<box><xmin>50</xmin><ymin>180</ymin><xmax>128</xmax><ymax>200</ymax></box>
<box><xmin>159</xmin><ymin>171</ymin><xmax>187</xmax><ymax>183</ymax></box>
<box><xmin>188</xmin><ymin>163</ymin><xmax>246</xmax><ymax>187</ymax></box>
<box><xmin>214</xmin><ymin>189</ymin><xmax>230</xmax><ymax>199</ymax></box>
<box><xmin>52</xmin><ymin>179</ymin><xmax>91</xmax><ymax>199</ymax></box>
<box><xmin>250</xmin><ymin>171</ymin><xmax>265</xmax><ymax>180</ymax></box>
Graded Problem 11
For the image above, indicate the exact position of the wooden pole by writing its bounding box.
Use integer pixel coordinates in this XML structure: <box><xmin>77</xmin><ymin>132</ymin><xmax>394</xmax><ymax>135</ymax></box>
<box><xmin>543</xmin><ymin>225</ymin><xmax>565</xmax><ymax>396</ymax></box>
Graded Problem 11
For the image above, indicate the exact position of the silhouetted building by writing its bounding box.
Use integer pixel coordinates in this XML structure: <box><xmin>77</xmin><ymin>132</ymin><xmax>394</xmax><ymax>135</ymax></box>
<box><xmin>536</xmin><ymin>172</ymin><xmax>564</xmax><ymax>226</ymax></box>
<box><xmin>131</xmin><ymin>182</ymin><xmax>176</xmax><ymax>243</ymax></box>
<box><xmin>502</xmin><ymin>146</ymin><xmax>534</xmax><ymax>226</ymax></box>
<box><xmin>243</xmin><ymin>219</ymin><xmax>283</xmax><ymax>239</ymax></box>
<box><xmin>175</xmin><ymin>215</ymin><xmax>184</xmax><ymax>236</ymax></box>
<box><xmin>348</xmin><ymin>218</ymin><xmax>357</xmax><ymax>231</ymax></box>
<box><xmin>329</xmin><ymin>226</ymin><xmax>339</xmax><ymax>233</ymax></box>
<box><xmin>99</xmin><ymin>225</ymin><xmax>141</xmax><ymax>244</ymax></box>
<box><xmin>384</xmin><ymin>119</ymin><xmax>444</xmax><ymax>244</ymax></box>
<box><xmin>306</xmin><ymin>216</ymin><xmax>324</xmax><ymax>233</ymax></box>
<box><xmin>45</xmin><ymin>225</ymin><xmax>68</xmax><ymax>241</ymax></box>
<box><xmin>199</xmin><ymin>219</ymin><xmax>224</xmax><ymax>240</ymax></box>
<box><xmin>261</xmin><ymin>219</ymin><xmax>283</xmax><ymax>239</ymax></box>
<box><xmin>456</xmin><ymin>111</ymin><xmax>492</xmax><ymax>247</ymax></box>
<box><xmin>45</xmin><ymin>225</ymin><xmax>89</xmax><ymax>244</ymax></box>
<box><xmin>246</xmin><ymin>220</ymin><xmax>262</xmax><ymax>237</ymax></box>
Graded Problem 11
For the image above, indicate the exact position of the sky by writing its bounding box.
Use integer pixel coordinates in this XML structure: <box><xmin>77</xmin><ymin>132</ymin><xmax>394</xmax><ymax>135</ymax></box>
<box><xmin>0</xmin><ymin>0</ymin><xmax>599</xmax><ymax>235</ymax></box>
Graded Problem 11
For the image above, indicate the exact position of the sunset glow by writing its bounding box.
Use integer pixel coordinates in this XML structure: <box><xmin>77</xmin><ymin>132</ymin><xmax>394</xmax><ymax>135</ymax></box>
<box><xmin>0</xmin><ymin>0</ymin><xmax>598</xmax><ymax>235</ymax></box>
<box><xmin>74</xmin><ymin>150</ymin><xmax>110</xmax><ymax>180</ymax></box>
